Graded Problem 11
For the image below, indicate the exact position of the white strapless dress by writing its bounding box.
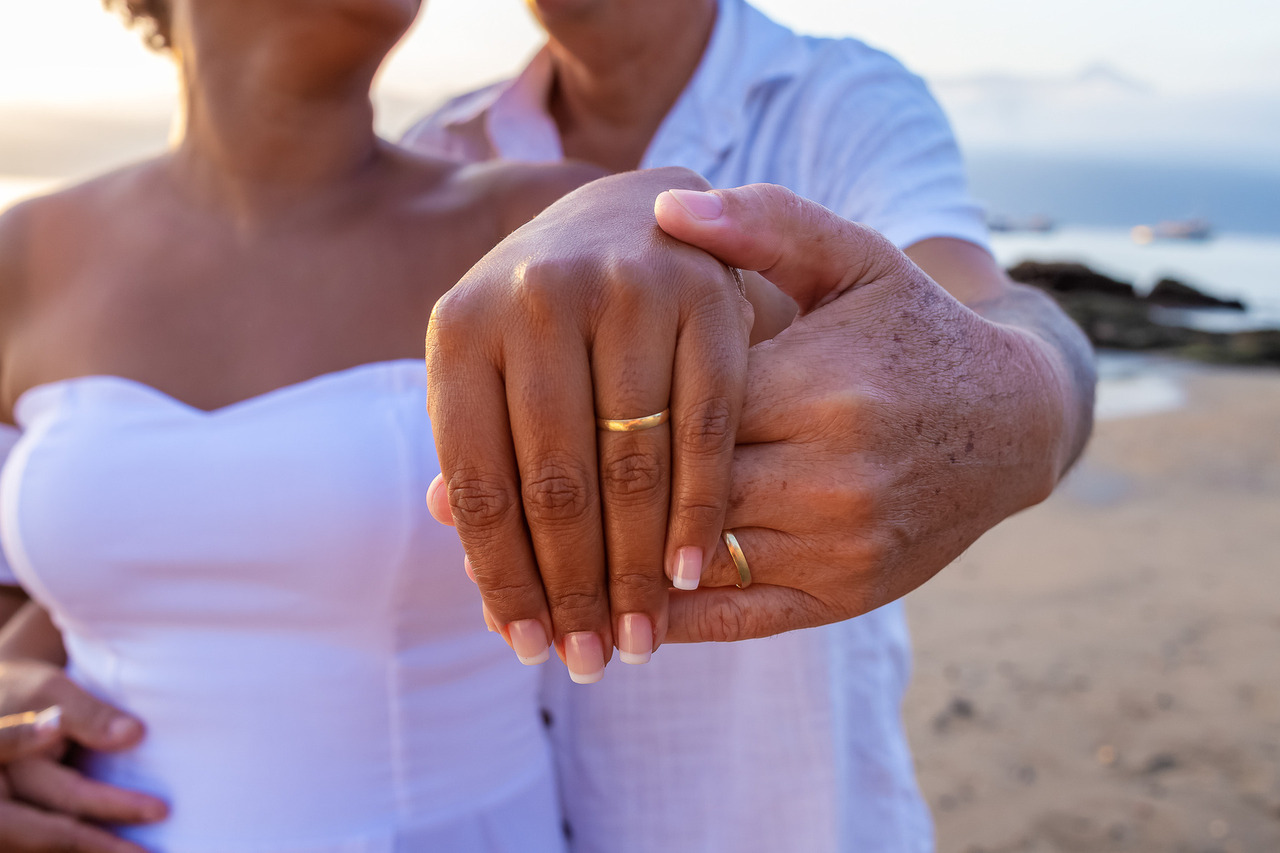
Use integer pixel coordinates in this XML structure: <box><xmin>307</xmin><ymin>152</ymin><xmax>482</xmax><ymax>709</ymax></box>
<box><xmin>0</xmin><ymin>361</ymin><xmax>566</xmax><ymax>853</ymax></box>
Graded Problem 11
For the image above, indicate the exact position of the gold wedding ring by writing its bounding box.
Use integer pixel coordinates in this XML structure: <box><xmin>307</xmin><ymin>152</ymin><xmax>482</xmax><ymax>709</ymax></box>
<box><xmin>596</xmin><ymin>409</ymin><xmax>670</xmax><ymax>432</ymax></box>
<box><xmin>723</xmin><ymin>530</ymin><xmax>752</xmax><ymax>589</ymax></box>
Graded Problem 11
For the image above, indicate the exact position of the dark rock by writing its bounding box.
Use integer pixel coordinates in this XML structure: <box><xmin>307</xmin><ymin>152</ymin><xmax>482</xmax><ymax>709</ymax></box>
<box><xmin>1147</xmin><ymin>277</ymin><xmax>1246</xmax><ymax>310</ymax></box>
<box><xmin>1142</xmin><ymin>752</ymin><xmax>1179</xmax><ymax>774</ymax></box>
<box><xmin>1007</xmin><ymin>261</ymin><xmax>1136</xmax><ymax>298</ymax></box>
<box><xmin>1006</xmin><ymin>259</ymin><xmax>1280</xmax><ymax>367</ymax></box>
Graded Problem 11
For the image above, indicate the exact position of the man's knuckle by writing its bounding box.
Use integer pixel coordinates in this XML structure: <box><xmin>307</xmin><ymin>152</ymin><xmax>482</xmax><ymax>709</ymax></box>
<box><xmin>521</xmin><ymin>454</ymin><xmax>594</xmax><ymax>525</ymax></box>
<box><xmin>697</xmin><ymin>597</ymin><xmax>754</xmax><ymax>643</ymax></box>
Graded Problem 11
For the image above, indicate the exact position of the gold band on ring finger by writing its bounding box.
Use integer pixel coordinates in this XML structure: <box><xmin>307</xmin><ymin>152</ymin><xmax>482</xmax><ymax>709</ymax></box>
<box><xmin>723</xmin><ymin>530</ymin><xmax>751</xmax><ymax>589</ymax></box>
<box><xmin>596</xmin><ymin>409</ymin><xmax>670</xmax><ymax>432</ymax></box>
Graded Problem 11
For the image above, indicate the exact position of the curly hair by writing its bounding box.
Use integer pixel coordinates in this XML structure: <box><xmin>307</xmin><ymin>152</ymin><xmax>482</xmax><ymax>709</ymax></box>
<box><xmin>102</xmin><ymin>0</ymin><xmax>172</xmax><ymax>51</ymax></box>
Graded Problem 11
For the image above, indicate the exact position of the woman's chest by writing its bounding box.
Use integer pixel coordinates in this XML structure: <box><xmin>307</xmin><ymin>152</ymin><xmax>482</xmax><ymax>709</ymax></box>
<box><xmin>0</xmin><ymin>364</ymin><xmax>472</xmax><ymax>635</ymax></box>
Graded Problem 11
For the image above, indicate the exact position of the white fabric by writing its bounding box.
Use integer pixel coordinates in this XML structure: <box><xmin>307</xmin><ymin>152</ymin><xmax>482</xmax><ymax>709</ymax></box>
<box><xmin>402</xmin><ymin>2</ymin><xmax>991</xmax><ymax>850</ymax></box>
<box><xmin>403</xmin><ymin>1</ymin><xmax>987</xmax><ymax>255</ymax></box>
<box><xmin>0</xmin><ymin>361</ymin><xmax>566</xmax><ymax>853</ymax></box>
<box><xmin>0</xmin><ymin>424</ymin><xmax>18</xmax><ymax>585</ymax></box>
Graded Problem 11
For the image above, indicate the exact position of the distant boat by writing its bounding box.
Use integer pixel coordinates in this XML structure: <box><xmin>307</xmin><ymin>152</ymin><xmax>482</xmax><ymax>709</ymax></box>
<box><xmin>1131</xmin><ymin>218</ymin><xmax>1213</xmax><ymax>244</ymax></box>
<box><xmin>987</xmin><ymin>213</ymin><xmax>1056</xmax><ymax>233</ymax></box>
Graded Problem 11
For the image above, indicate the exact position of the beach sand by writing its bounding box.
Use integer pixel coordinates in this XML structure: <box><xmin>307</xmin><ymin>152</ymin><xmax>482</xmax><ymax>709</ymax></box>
<box><xmin>904</xmin><ymin>360</ymin><xmax>1280</xmax><ymax>852</ymax></box>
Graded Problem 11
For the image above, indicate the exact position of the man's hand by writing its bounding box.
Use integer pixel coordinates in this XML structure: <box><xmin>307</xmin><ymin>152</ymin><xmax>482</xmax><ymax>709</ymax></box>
<box><xmin>426</xmin><ymin>167</ymin><xmax>753</xmax><ymax>681</ymax></box>
<box><xmin>651</xmin><ymin>184</ymin><xmax>1094</xmax><ymax>640</ymax></box>
<box><xmin>0</xmin><ymin>660</ymin><xmax>167</xmax><ymax>853</ymax></box>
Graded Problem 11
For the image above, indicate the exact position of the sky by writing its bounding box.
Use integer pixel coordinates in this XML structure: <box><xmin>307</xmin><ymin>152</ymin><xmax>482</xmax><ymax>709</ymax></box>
<box><xmin>1</xmin><ymin>0</ymin><xmax>1278</xmax><ymax>190</ymax></box>
<box><xmin>0</xmin><ymin>0</ymin><xmax>1276</xmax><ymax>110</ymax></box>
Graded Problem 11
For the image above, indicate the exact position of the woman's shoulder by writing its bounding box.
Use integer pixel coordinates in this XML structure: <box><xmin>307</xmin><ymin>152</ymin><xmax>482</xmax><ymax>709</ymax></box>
<box><xmin>0</xmin><ymin>160</ymin><xmax>166</xmax><ymax>297</ymax></box>
<box><xmin>457</xmin><ymin>159</ymin><xmax>611</xmax><ymax>238</ymax></box>
<box><xmin>383</xmin><ymin>145</ymin><xmax>609</xmax><ymax>243</ymax></box>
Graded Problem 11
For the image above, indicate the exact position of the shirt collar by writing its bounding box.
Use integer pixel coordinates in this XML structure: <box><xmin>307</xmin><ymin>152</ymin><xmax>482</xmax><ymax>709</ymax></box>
<box><xmin>642</xmin><ymin>0</ymin><xmax>808</xmax><ymax>170</ymax></box>
<box><xmin>438</xmin><ymin>0</ymin><xmax>808</xmax><ymax>167</ymax></box>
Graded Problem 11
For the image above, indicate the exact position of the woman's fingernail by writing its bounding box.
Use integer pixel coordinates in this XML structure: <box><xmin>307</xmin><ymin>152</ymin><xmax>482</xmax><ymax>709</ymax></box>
<box><xmin>672</xmin><ymin>545</ymin><xmax>704</xmax><ymax>590</ymax></box>
<box><xmin>617</xmin><ymin>613</ymin><xmax>653</xmax><ymax>665</ymax></box>
<box><xmin>508</xmin><ymin>620</ymin><xmax>550</xmax><ymax>665</ymax></box>
<box><xmin>33</xmin><ymin>705</ymin><xmax>62</xmax><ymax>734</ymax></box>
<box><xmin>565</xmin><ymin>632</ymin><xmax>606</xmax><ymax>684</ymax></box>
<box><xmin>667</xmin><ymin>189</ymin><xmax>724</xmax><ymax>221</ymax></box>
<box><xmin>481</xmin><ymin>602</ymin><xmax>498</xmax><ymax>633</ymax></box>
<box><xmin>464</xmin><ymin>556</ymin><xmax>476</xmax><ymax>584</ymax></box>
<box><xmin>425</xmin><ymin>474</ymin><xmax>452</xmax><ymax>524</ymax></box>
<box><xmin>108</xmin><ymin>716</ymin><xmax>142</xmax><ymax>742</ymax></box>
<box><xmin>142</xmin><ymin>798</ymin><xmax>169</xmax><ymax>822</ymax></box>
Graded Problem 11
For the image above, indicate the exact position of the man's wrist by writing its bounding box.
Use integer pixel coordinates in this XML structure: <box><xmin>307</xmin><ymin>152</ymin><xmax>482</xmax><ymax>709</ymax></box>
<box><xmin>994</xmin><ymin>318</ymin><xmax>1095</xmax><ymax>502</ymax></box>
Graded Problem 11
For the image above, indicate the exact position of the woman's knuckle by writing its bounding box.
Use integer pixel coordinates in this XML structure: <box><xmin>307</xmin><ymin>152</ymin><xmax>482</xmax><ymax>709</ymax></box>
<box><xmin>678</xmin><ymin>395</ymin><xmax>735</xmax><ymax>456</ymax></box>
<box><xmin>600</xmin><ymin>444</ymin><xmax>665</xmax><ymax>500</ymax></box>
<box><xmin>549</xmin><ymin>586</ymin><xmax>605</xmax><ymax>628</ymax></box>
<box><xmin>447</xmin><ymin>470</ymin><xmax>517</xmax><ymax>531</ymax></box>
<box><xmin>521</xmin><ymin>455</ymin><xmax>593</xmax><ymax>525</ymax></box>
<box><xmin>475</xmin><ymin>576</ymin><xmax>544</xmax><ymax>615</ymax></box>
<box><xmin>514</xmin><ymin>257</ymin><xmax>588</xmax><ymax>317</ymax></box>
<box><xmin>675</xmin><ymin>497</ymin><xmax>722</xmax><ymax>531</ymax></box>
<box><xmin>608</xmin><ymin>571</ymin><xmax>658</xmax><ymax>602</ymax></box>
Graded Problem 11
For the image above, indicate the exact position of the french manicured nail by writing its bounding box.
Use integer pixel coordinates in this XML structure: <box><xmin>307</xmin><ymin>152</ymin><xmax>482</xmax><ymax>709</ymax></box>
<box><xmin>464</xmin><ymin>556</ymin><xmax>476</xmax><ymax>583</ymax></box>
<box><xmin>618</xmin><ymin>613</ymin><xmax>653</xmax><ymax>665</ymax></box>
<box><xmin>33</xmin><ymin>705</ymin><xmax>62</xmax><ymax>734</ymax></box>
<box><xmin>672</xmin><ymin>545</ymin><xmax>704</xmax><ymax>591</ymax></box>
<box><xmin>508</xmin><ymin>620</ymin><xmax>550</xmax><ymax>665</ymax></box>
<box><xmin>565</xmin><ymin>632</ymin><xmax>606</xmax><ymax>684</ymax></box>
<box><xmin>425</xmin><ymin>474</ymin><xmax>452</xmax><ymax>524</ymax></box>
<box><xmin>667</xmin><ymin>189</ymin><xmax>724</xmax><ymax>221</ymax></box>
<box><xmin>481</xmin><ymin>602</ymin><xmax>498</xmax><ymax>633</ymax></box>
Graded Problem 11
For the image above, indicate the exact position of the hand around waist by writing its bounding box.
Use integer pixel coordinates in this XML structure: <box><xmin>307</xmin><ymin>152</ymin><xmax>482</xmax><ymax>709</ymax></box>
<box><xmin>0</xmin><ymin>659</ymin><xmax>168</xmax><ymax>852</ymax></box>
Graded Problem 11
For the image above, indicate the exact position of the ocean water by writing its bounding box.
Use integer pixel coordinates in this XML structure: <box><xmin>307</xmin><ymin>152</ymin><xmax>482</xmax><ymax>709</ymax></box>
<box><xmin>967</xmin><ymin>153</ymin><xmax>1280</xmax><ymax>238</ymax></box>
<box><xmin>9</xmin><ymin>173</ymin><xmax>1277</xmax><ymax>324</ymax></box>
<box><xmin>989</xmin><ymin>227</ymin><xmax>1280</xmax><ymax>331</ymax></box>
<box><xmin>5</xmin><ymin>177</ymin><xmax>1267</xmax><ymax>425</ymax></box>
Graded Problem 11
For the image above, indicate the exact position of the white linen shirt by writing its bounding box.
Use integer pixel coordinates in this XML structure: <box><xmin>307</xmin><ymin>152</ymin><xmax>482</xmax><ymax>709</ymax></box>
<box><xmin>404</xmin><ymin>2</ymin><xmax>989</xmax><ymax>851</ymax></box>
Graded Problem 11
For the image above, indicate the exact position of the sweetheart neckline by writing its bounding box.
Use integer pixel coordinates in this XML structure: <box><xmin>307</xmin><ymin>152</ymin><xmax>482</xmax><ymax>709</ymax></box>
<box><xmin>12</xmin><ymin>359</ymin><xmax>425</xmax><ymax>425</ymax></box>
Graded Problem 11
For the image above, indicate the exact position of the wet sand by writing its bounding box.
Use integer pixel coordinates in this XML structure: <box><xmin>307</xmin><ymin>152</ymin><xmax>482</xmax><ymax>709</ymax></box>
<box><xmin>904</xmin><ymin>360</ymin><xmax>1280</xmax><ymax>852</ymax></box>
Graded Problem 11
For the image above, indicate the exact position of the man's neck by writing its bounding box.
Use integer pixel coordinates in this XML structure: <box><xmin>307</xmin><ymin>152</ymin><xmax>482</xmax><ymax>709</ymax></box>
<box><xmin>541</xmin><ymin>0</ymin><xmax>717</xmax><ymax>172</ymax></box>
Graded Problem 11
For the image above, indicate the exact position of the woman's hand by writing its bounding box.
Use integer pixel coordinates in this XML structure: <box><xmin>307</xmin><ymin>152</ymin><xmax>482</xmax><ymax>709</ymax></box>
<box><xmin>0</xmin><ymin>660</ymin><xmax>168</xmax><ymax>853</ymax></box>
<box><xmin>426</xmin><ymin>167</ymin><xmax>753</xmax><ymax>681</ymax></box>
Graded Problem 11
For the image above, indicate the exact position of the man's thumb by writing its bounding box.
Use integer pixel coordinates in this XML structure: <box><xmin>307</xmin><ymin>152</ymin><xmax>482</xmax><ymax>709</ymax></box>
<box><xmin>654</xmin><ymin>183</ymin><xmax>901</xmax><ymax>313</ymax></box>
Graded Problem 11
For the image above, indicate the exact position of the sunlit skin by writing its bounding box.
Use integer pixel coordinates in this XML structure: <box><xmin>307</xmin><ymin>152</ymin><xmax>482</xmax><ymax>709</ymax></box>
<box><xmin>0</xmin><ymin>0</ymin><xmax>599</xmax><ymax>418</ymax></box>
<box><xmin>522</xmin><ymin>0</ymin><xmax>717</xmax><ymax>172</ymax></box>
<box><xmin>422</xmin><ymin>0</ymin><xmax>1095</xmax><ymax>657</ymax></box>
<box><xmin>0</xmin><ymin>0</ymin><xmax>610</xmax><ymax>848</ymax></box>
